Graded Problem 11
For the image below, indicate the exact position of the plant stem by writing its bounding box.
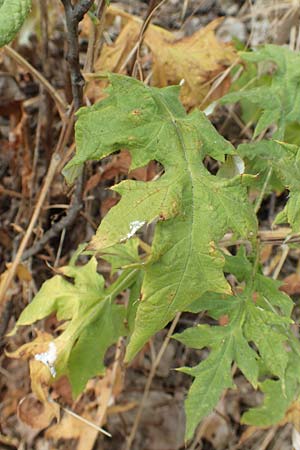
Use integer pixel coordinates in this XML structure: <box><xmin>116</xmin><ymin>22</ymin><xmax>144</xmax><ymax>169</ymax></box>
<box><xmin>107</xmin><ymin>269</ymin><xmax>139</xmax><ymax>300</ymax></box>
<box><xmin>84</xmin><ymin>0</ymin><xmax>108</xmax><ymax>72</ymax></box>
<box><xmin>254</xmin><ymin>167</ymin><xmax>273</xmax><ymax>214</ymax></box>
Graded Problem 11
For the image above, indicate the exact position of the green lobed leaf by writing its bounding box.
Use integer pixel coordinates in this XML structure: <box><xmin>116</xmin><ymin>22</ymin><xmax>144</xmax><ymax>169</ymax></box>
<box><xmin>0</xmin><ymin>0</ymin><xmax>32</xmax><ymax>47</ymax></box>
<box><xmin>176</xmin><ymin>292</ymin><xmax>293</xmax><ymax>438</ymax></box>
<box><xmin>238</xmin><ymin>140</ymin><xmax>300</xmax><ymax>231</ymax></box>
<box><xmin>12</xmin><ymin>258</ymin><xmax>136</xmax><ymax>397</ymax></box>
<box><xmin>10</xmin><ymin>258</ymin><xmax>105</xmax><ymax>327</ymax></box>
<box><xmin>221</xmin><ymin>45</ymin><xmax>300</xmax><ymax>139</ymax></box>
<box><xmin>243</xmin><ymin>301</ymin><xmax>290</xmax><ymax>380</ymax></box>
<box><xmin>177</xmin><ymin>339</ymin><xmax>234</xmax><ymax>441</ymax></box>
<box><xmin>242</xmin><ymin>353</ymin><xmax>300</xmax><ymax>426</ymax></box>
<box><xmin>68</xmin><ymin>301</ymin><xmax>126</xmax><ymax>396</ymax></box>
<box><xmin>175</xmin><ymin>246</ymin><xmax>297</xmax><ymax>438</ymax></box>
<box><xmin>64</xmin><ymin>74</ymin><xmax>257</xmax><ymax>360</ymax></box>
<box><xmin>174</xmin><ymin>299</ymin><xmax>260</xmax><ymax>439</ymax></box>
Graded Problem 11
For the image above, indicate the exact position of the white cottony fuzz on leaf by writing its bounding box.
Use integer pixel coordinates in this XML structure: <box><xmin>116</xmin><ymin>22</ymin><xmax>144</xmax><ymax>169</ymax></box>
<box><xmin>233</xmin><ymin>155</ymin><xmax>245</xmax><ymax>175</ymax></box>
<box><xmin>179</xmin><ymin>79</ymin><xmax>185</xmax><ymax>86</ymax></box>
<box><xmin>203</xmin><ymin>101</ymin><xmax>217</xmax><ymax>116</ymax></box>
<box><xmin>293</xmin><ymin>428</ymin><xmax>300</xmax><ymax>450</ymax></box>
<box><xmin>119</xmin><ymin>220</ymin><xmax>146</xmax><ymax>243</ymax></box>
<box><xmin>126</xmin><ymin>221</ymin><xmax>146</xmax><ymax>240</ymax></box>
<box><xmin>35</xmin><ymin>342</ymin><xmax>57</xmax><ymax>377</ymax></box>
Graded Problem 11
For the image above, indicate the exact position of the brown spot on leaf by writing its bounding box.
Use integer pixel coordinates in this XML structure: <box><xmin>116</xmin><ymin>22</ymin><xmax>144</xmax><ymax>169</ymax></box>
<box><xmin>219</xmin><ymin>315</ymin><xmax>229</xmax><ymax>326</ymax></box>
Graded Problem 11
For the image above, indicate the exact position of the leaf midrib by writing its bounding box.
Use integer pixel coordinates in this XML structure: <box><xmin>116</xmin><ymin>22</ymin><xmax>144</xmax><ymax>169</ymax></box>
<box><xmin>153</xmin><ymin>93</ymin><xmax>196</xmax><ymax>321</ymax></box>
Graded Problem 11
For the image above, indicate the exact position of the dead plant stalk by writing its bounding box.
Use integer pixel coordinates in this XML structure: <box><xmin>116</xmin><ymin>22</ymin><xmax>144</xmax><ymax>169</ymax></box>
<box><xmin>0</xmin><ymin>153</ymin><xmax>61</xmax><ymax>306</ymax></box>
<box><xmin>125</xmin><ymin>312</ymin><xmax>181</xmax><ymax>450</ymax></box>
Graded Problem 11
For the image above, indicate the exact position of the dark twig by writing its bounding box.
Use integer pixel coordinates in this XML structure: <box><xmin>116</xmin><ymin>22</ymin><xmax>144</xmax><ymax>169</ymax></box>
<box><xmin>61</xmin><ymin>0</ymin><xmax>95</xmax><ymax>110</ymax></box>
<box><xmin>74</xmin><ymin>0</ymin><xmax>95</xmax><ymax>21</ymax></box>
<box><xmin>0</xmin><ymin>299</ymin><xmax>13</xmax><ymax>345</ymax></box>
<box><xmin>22</xmin><ymin>172</ymin><xmax>83</xmax><ymax>260</ymax></box>
<box><xmin>21</xmin><ymin>0</ymin><xmax>95</xmax><ymax>261</ymax></box>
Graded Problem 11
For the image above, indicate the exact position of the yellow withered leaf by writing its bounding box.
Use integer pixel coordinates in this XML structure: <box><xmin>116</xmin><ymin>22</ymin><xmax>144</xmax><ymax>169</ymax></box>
<box><xmin>8</xmin><ymin>331</ymin><xmax>54</xmax><ymax>401</ymax></box>
<box><xmin>93</xmin><ymin>8</ymin><xmax>237</xmax><ymax>109</ymax></box>
<box><xmin>145</xmin><ymin>19</ymin><xmax>238</xmax><ymax>109</ymax></box>
<box><xmin>96</xmin><ymin>19</ymin><xmax>140</xmax><ymax>74</ymax></box>
<box><xmin>8</xmin><ymin>331</ymin><xmax>60</xmax><ymax>427</ymax></box>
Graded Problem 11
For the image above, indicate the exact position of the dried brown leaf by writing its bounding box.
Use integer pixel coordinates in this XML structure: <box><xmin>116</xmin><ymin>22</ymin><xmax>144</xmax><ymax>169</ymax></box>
<box><xmin>146</xmin><ymin>18</ymin><xmax>237</xmax><ymax>109</ymax></box>
<box><xmin>8</xmin><ymin>331</ymin><xmax>60</xmax><ymax>426</ymax></box>
<box><xmin>45</xmin><ymin>414</ymin><xmax>85</xmax><ymax>441</ymax></box>
<box><xmin>17</xmin><ymin>394</ymin><xmax>59</xmax><ymax>430</ymax></box>
<box><xmin>93</xmin><ymin>8</ymin><xmax>237</xmax><ymax>109</ymax></box>
<box><xmin>280</xmin><ymin>273</ymin><xmax>300</xmax><ymax>295</ymax></box>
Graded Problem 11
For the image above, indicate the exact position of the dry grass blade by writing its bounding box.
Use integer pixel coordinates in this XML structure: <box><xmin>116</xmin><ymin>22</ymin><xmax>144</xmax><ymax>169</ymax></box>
<box><xmin>0</xmin><ymin>153</ymin><xmax>61</xmax><ymax>307</ymax></box>
<box><xmin>125</xmin><ymin>312</ymin><xmax>181</xmax><ymax>450</ymax></box>
<box><xmin>2</xmin><ymin>46</ymin><xmax>68</xmax><ymax>119</ymax></box>
<box><xmin>131</xmin><ymin>0</ymin><xmax>168</xmax><ymax>79</ymax></box>
<box><xmin>61</xmin><ymin>406</ymin><xmax>112</xmax><ymax>438</ymax></box>
<box><xmin>272</xmin><ymin>245</ymin><xmax>290</xmax><ymax>280</ymax></box>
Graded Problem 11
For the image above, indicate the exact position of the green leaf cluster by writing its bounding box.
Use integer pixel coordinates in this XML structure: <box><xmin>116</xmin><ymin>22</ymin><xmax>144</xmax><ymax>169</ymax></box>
<box><xmin>222</xmin><ymin>45</ymin><xmax>300</xmax><ymax>230</ymax></box>
<box><xmin>11</xmin><ymin>65</ymin><xmax>300</xmax><ymax>442</ymax></box>
<box><xmin>176</xmin><ymin>248</ymin><xmax>299</xmax><ymax>439</ymax></box>
<box><xmin>12</xmin><ymin>257</ymin><xmax>137</xmax><ymax>397</ymax></box>
<box><xmin>0</xmin><ymin>0</ymin><xmax>32</xmax><ymax>47</ymax></box>
<box><xmin>221</xmin><ymin>45</ymin><xmax>300</xmax><ymax>139</ymax></box>
<box><xmin>238</xmin><ymin>140</ymin><xmax>300</xmax><ymax>230</ymax></box>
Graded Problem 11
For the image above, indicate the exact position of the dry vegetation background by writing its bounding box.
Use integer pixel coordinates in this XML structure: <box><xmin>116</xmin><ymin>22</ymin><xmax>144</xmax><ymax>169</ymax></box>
<box><xmin>1</xmin><ymin>1</ymin><xmax>300</xmax><ymax>449</ymax></box>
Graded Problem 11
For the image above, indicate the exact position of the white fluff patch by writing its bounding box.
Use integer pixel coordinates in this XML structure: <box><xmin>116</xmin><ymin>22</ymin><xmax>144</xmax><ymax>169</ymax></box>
<box><xmin>35</xmin><ymin>342</ymin><xmax>57</xmax><ymax>377</ymax></box>
<box><xmin>293</xmin><ymin>428</ymin><xmax>300</xmax><ymax>450</ymax></box>
<box><xmin>125</xmin><ymin>220</ymin><xmax>146</xmax><ymax>240</ymax></box>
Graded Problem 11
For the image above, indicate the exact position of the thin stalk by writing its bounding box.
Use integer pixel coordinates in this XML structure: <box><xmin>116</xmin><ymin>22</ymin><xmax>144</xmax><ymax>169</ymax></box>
<box><xmin>3</xmin><ymin>46</ymin><xmax>68</xmax><ymax>119</ymax></box>
<box><xmin>0</xmin><ymin>154</ymin><xmax>61</xmax><ymax>306</ymax></box>
<box><xmin>254</xmin><ymin>167</ymin><xmax>273</xmax><ymax>214</ymax></box>
<box><xmin>125</xmin><ymin>312</ymin><xmax>181</xmax><ymax>450</ymax></box>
